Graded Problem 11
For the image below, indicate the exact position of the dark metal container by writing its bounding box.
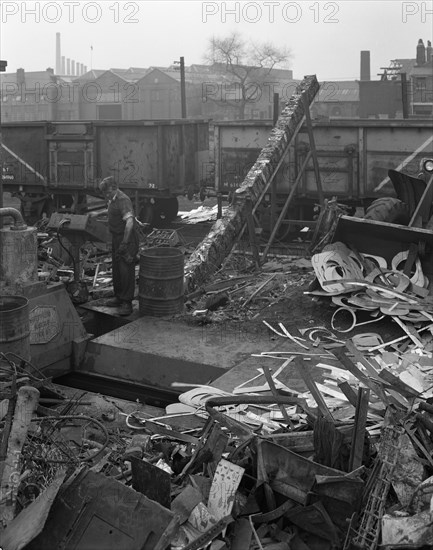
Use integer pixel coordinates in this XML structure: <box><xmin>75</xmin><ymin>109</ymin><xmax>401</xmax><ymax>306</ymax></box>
<box><xmin>139</xmin><ymin>248</ymin><xmax>184</xmax><ymax>316</ymax></box>
<box><xmin>0</xmin><ymin>295</ymin><xmax>30</xmax><ymax>361</ymax></box>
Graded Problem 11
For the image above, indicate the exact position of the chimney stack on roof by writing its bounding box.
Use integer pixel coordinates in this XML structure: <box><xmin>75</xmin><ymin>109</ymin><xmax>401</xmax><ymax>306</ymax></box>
<box><xmin>16</xmin><ymin>68</ymin><xmax>25</xmax><ymax>85</ymax></box>
<box><xmin>426</xmin><ymin>40</ymin><xmax>432</xmax><ymax>63</ymax></box>
<box><xmin>416</xmin><ymin>38</ymin><xmax>426</xmax><ymax>65</ymax></box>
<box><xmin>360</xmin><ymin>51</ymin><xmax>371</xmax><ymax>81</ymax></box>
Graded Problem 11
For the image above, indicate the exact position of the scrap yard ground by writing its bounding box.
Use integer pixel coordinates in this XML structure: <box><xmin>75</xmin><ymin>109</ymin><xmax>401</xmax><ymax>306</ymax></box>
<box><xmin>1</xmin><ymin>76</ymin><xmax>433</xmax><ymax>547</ymax></box>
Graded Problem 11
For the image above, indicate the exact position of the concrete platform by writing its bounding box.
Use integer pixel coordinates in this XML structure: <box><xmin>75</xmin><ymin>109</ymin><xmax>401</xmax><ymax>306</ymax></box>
<box><xmin>80</xmin><ymin>297</ymin><xmax>141</xmax><ymax>321</ymax></box>
<box><xmin>79</xmin><ymin>316</ymin><xmax>303</xmax><ymax>391</ymax></box>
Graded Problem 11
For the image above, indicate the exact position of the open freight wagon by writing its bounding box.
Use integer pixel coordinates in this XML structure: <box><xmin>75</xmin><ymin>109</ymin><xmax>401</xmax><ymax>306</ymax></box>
<box><xmin>1</xmin><ymin>119</ymin><xmax>210</xmax><ymax>224</ymax></box>
<box><xmin>212</xmin><ymin>118</ymin><xmax>433</xmax><ymax>227</ymax></box>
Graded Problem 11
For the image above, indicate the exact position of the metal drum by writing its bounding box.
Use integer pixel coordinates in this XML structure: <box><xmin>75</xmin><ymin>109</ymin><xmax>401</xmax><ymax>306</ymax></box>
<box><xmin>139</xmin><ymin>248</ymin><xmax>184</xmax><ymax>316</ymax></box>
<box><xmin>0</xmin><ymin>295</ymin><xmax>30</xmax><ymax>361</ymax></box>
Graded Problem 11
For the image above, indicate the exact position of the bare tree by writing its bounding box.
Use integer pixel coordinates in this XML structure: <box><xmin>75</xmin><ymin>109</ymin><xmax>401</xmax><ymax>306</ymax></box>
<box><xmin>204</xmin><ymin>33</ymin><xmax>292</xmax><ymax>119</ymax></box>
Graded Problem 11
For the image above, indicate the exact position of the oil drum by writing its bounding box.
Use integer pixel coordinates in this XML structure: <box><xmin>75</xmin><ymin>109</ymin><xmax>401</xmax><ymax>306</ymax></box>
<box><xmin>0</xmin><ymin>295</ymin><xmax>30</xmax><ymax>361</ymax></box>
<box><xmin>139</xmin><ymin>248</ymin><xmax>184</xmax><ymax>316</ymax></box>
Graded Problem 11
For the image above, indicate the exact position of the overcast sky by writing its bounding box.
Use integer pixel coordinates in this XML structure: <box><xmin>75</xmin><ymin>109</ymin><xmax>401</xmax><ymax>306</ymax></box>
<box><xmin>1</xmin><ymin>1</ymin><xmax>431</xmax><ymax>80</ymax></box>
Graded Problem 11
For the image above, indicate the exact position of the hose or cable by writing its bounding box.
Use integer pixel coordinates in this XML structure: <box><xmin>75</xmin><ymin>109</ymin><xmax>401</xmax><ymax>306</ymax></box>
<box><xmin>1</xmin><ymin>352</ymin><xmax>49</xmax><ymax>382</ymax></box>
<box><xmin>30</xmin><ymin>415</ymin><xmax>110</xmax><ymax>463</ymax></box>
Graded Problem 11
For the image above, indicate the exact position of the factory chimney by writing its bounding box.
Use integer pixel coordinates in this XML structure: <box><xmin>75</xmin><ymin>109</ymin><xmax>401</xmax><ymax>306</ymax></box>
<box><xmin>61</xmin><ymin>56</ymin><xmax>65</xmax><ymax>75</ymax></box>
<box><xmin>67</xmin><ymin>58</ymin><xmax>70</xmax><ymax>74</ymax></box>
<box><xmin>56</xmin><ymin>32</ymin><xmax>61</xmax><ymax>74</ymax></box>
<box><xmin>360</xmin><ymin>51</ymin><xmax>370</xmax><ymax>80</ymax></box>
<box><xmin>71</xmin><ymin>60</ymin><xmax>75</xmax><ymax>75</ymax></box>
<box><xmin>416</xmin><ymin>39</ymin><xmax>426</xmax><ymax>65</ymax></box>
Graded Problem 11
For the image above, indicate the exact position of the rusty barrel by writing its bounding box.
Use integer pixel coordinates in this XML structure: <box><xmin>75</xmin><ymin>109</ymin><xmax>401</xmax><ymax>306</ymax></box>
<box><xmin>0</xmin><ymin>295</ymin><xmax>31</xmax><ymax>361</ymax></box>
<box><xmin>139</xmin><ymin>247</ymin><xmax>184</xmax><ymax>316</ymax></box>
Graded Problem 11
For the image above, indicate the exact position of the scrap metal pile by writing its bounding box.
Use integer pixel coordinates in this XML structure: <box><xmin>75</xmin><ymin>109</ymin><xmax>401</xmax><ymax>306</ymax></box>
<box><xmin>184</xmin><ymin>255</ymin><xmax>312</xmax><ymax>323</ymax></box>
<box><xmin>308</xmin><ymin>241</ymin><xmax>433</xmax><ymax>353</ymax></box>
<box><xmin>2</xmin><ymin>309</ymin><xmax>433</xmax><ymax>549</ymax></box>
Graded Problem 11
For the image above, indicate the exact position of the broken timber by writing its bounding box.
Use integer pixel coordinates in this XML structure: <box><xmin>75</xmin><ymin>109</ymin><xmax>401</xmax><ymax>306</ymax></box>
<box><xmin>184</xmin><ymin>75</ymin><xmax>320</xmax><ymax>292</ymax></box>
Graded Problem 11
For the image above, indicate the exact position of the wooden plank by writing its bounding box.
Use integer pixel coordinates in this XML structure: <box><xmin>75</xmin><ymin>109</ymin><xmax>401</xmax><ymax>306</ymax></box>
<box><xmin>302</xmin><ymin>93</ymin><xmax>324</xmax><ymax>206</ymax></box>
<box><xmin>294</xmin><ymin>358</ymin><xmax>334</xmax><ymax>422</ymax></box>
<box><xmin>349</xmin><ymin>387</ymin><xmax>370</xmax><ymax>471</ymax></box>
<box><xmin>345</xmin><ymin>340</ymin><xmax>381</xmax><ymax>380</ymax></box>
<box><xmin>262</xmin><ymin>365</ymin><xmax>294</xmax><ymax>428</ymax></box>
<box><xmin>338</xmin><ymin>380</ymin><xmax>358</xmax><ymax>407</ymax></box>
<box><xmin>332</xmin><ymin>348</ymin><xmax>390</xmax><ymax>406</ymax></box>
<box><xmin>0</xmin><ymin>386</ymin><xmax>40</xmax><ymax>527</ymax></box>
<box><xmin>245</xmin><ymin>197</ymin><xmax>260</xmax><ymax>268</ymax></box>
<box><xmin>378</xmin><ymin>368</ymin><xmax>420</xmax><ymax>398</ymax></box>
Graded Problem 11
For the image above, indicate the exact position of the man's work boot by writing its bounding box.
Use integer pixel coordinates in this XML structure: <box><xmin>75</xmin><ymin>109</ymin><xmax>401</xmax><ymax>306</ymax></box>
<box><xmin>118</xmin><ymin>302</ymin><xmax>133</xmax><ymax>316</ymax></box>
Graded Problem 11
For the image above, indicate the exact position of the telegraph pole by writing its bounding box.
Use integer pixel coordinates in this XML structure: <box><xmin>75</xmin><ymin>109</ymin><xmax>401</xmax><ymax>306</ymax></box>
<box><xmin>401</xmin><ymin>73</ymin><xmax>409</xmax><ymax>119</ymax></box>
<box><xmin>0</xmin><ymin>59</ymin><xmax>7</xmax><ymax>222</ymax></box>
<box><xmin>180</xmin><ymin>57</ymin><xmax>187</xmax><ymax>118</ymax></box>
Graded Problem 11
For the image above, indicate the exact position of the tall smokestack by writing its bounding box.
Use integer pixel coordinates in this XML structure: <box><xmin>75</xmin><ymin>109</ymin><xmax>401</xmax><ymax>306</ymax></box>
<box><xmin>360</xmin><ymin>51</ymin><xmax>370</xmax><ymax>81</ymax></box>
<box><xmin>61</xmin><ymin>56</ymin><xmax>65</xmax><ymax>74</ymax></box>
<box><xmin>56</xmin><ymin>32</ymin><xmax>61</xmax><ymax>74</ymax></box>
<box><xmin>67</xmin><ymin>58</ymin><xmax>70</xmax><ymax>74</ymax></box>
<box><xmin>84</xmin><ymin>65</ymin><xmax>87</xmax><ymax>74</ymax></box>
<box><xmin>71</xmin><ymin>60</ymin><xmax>75</xmax><ymax>75</ymax></box>
<box><xmin>416</xmin><ymin>39</ymin><xmax>426</xmax><ymax>65</ymax></box>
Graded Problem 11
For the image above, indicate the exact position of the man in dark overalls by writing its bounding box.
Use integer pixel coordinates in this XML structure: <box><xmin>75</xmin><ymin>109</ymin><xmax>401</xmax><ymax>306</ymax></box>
<box><xmin>99</xmin><ymin>177</ymin><xmax>138</xmax><ymax>316</ymax></box>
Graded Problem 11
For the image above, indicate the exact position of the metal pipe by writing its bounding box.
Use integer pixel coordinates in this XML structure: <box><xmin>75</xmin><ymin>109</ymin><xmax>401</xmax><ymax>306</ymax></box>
<box><xmin>0</xmin><ymin>208</ymin><xmax>27</xmax><ymax>230</ymax></box>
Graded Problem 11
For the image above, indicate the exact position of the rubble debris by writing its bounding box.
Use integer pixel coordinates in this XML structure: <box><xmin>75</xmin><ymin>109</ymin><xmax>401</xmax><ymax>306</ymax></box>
<box><xmin>2</xmin><ymin>328</ymin><xmax>433</xmax><ymax>550</ymax></box>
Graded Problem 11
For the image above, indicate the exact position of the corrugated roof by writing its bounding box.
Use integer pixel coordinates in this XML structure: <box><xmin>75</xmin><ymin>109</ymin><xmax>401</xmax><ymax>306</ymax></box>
<box><xmin>72</xmin><ymin>69</ymin><xmax>105</xmax><ymax>83</ymax></box>
<box><xmin>316</xmin><ymin>81</ymin><xmax>359</xmax><ymax>102</ymax></box>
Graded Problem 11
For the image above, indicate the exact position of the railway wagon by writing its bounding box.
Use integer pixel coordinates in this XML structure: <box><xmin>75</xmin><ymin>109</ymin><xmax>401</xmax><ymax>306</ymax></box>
<box><xmin>213</xmin><ymin>118</ymin><xmax>433</xmax><ymax>221</ymax></box>
<box><xmin>1</xmin><ymin>119</ymin><xmax>210</xmax><ymax>224</ymax></box>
